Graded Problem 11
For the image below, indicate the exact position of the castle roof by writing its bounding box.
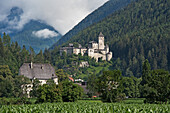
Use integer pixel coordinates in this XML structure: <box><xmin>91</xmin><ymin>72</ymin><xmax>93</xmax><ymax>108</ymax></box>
<box><xmin>99</xmin><ymin>32</ymin><xmax>104</xmax><ymax>37</ymax></box>
<box><xmin>19</xmin><ymin>63</ymin><xmax>56</xmax><ymax>80</ymax></box>
<box><xmin>89</xmin><ymin>41</ymin><xmax>97</xmax><ymax>43</ymax></box>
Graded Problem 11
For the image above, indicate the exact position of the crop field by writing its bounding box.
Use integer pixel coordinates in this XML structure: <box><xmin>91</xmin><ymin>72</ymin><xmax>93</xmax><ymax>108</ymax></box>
<box><xmin>0</xmin><ymin>102</ymin><xmax>169</xmax><ymax>113</ymax></box>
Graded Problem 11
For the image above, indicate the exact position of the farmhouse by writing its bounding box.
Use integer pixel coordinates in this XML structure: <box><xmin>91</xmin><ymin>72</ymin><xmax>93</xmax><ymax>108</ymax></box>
<box><xmin>60</xmin><ymin>32</ymin><xmax>112</xmax><ymax>62</ymax></box>
<box><xmin>19</xmin><ymin>62</ymin><xmax>58</xmax><ymax>85</ymax></box>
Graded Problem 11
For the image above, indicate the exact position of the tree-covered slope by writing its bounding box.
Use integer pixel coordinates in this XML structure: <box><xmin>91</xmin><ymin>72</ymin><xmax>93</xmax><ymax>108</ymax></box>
<box><xmin>57</xmin><ymin>0</ymin><xmax>170</xmax><ymax>77</ymax></box>
<box><xmin>50</xmin><ymin>0</ymin><xmax>135</xmax><ymax>49</ymax></box>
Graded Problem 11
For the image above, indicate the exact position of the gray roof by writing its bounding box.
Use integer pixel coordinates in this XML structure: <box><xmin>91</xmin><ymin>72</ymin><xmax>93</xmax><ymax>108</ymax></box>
<box><xmin>19</xmin><ymin>63</ymin><xmax>56</xmax><ymax>80</ymax></box>
<box><xmin>89</xmin><ymin>41</ymin><xmax>97</xmax><ymax>43</ymax></box>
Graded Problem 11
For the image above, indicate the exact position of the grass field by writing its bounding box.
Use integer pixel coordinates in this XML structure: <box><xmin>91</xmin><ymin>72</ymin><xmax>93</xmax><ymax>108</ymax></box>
<box><xmin>0</xmin><ymin>99</ymin><xmax>169</xmax><ymax>113</ymax></box>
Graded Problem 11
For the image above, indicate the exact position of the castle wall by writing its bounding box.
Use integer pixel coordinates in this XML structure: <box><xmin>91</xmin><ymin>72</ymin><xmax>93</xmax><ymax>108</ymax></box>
<box><xmin>80</xmin><ymin>48</ymin><xmax>87</xmax><ymax>56</ymax></box>
<box><xmin>100</xmin><ymin>50</ymin><xmax>107</xmax><ymax>54</ymax></box>
<box><xmin>60</xmin><ymin>47</ymin><xmax>73</xmax><ymax>56</ymax></box>
<box><xmin>73</xmin><ymin>48</ymin><xmax>81</xmax><ymax>55</ymax></box>
<box><xmin>88</xmin><ymin>48</ymin><xmax>94</xmax><ymax>57</ymax></box>
<box><xmin>107</xmin><ymin>52</ymin><xmax>112</xmax><ymax>61</ymax></box>
<box><xmin>106</xmin><ymin>45</ymin><xmax>109</xmax><ymax>53</ymax></box>
<box><xmin>92</xmin><ymin>43</ymin><xmax>98</xmax><ymax>49</ymax></box>
<box><xmin>90</xmin><ymin>53</ymin><xmax>106</xmax><ymax>62</ymax></box>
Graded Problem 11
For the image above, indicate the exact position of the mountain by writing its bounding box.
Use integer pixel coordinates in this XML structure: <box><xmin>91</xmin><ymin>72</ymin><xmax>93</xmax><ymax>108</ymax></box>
<box><xmin>0</xmin><ymin>7</ymin><xmax>62</xmax><ymax>53</ymax></box>
<box><xmin>50</xmin><ymin>0</ymin><xmax>135</xmax><ymax>49</ymax></box>
<box><xmin>10</xmin><ymin>20</ymin><xmax>62</xmax><ymax>53</ymax></box>
<box><xmin>52</xmin><ymin>0</ymin><xmax>170</xmax><ymax>77</ymax></box>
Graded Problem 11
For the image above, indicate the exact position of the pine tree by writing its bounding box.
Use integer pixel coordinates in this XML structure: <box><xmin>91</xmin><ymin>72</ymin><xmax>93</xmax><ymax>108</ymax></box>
<box><xmin>35</xmin><ymin>50</ymin><xmax>44</xmax><ymax>63</ymax></box>
<box><xmin>0</xmin><ymin>36</ymin><xmax>4</xmax><ymax>58</ymax></box>
<box><xmin>141</xmin><ymin>59</ymin><xmax>151</xmax><ymax>85</ymax></box>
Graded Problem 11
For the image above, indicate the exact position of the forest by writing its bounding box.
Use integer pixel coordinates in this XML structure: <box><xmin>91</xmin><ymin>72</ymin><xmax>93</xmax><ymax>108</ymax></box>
<box><xmin>55</xmin><ymin>0</ymin><xmax>170</xmax><ymax>77</ymax></box>
<box><xmin>0</xmin><ymin>33</ymin><xmax>84</xmax><ymax>103</ymax></box>
<box><xmin>0</xmin><ymin>33</ymin><xmax>169</xmax><ymax>104</ymax></box>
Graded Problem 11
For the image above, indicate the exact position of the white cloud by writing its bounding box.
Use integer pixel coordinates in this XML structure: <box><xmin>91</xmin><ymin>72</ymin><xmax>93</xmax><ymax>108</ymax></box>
<box><xmin>0</xmin><ymin>0</ymin><xmax>108</xmax><ymax>35</ymax></box>
<box><xmin>32</xmin><ymin>29</ymin><xmax>58</xmax><ymax>39</ymax></box>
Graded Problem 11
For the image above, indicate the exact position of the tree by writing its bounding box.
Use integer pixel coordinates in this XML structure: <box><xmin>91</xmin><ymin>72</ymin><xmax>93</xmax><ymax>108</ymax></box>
<box><xmin>143</xmin><ymin>69</ymin><xmax>170</xmax><ymax>103</ymax></box>
<box><xmin>36</xmin><ymin>83</ymin><xmax>62</xmax><ymax>103</ymax></box>
<box><xmin>61</xmin><ymin>80</ymin><xmax>84</xmax><ymax>102</ymax></box>
<box><xmin>98</xmin><ymin>70</ymin><xmax>124</xmax><ymax>102</ymax></box>
<box><xmin>131</xmin><ymin>76</ymin><xmax>141</xmax><ymax>98</ymax></box>
<box><xmin>0</xmin><ymin>76</ymin><xmax>14</xmax><ymax>97</ymax></box>
<box><xmin>87</xmin><ymin>74</ymin><xmax>98</xmax><ymax>97</ymax></box>
<box><xmin>3</xmin><ymin>33</ymin><xmax>11</xmax><ymax>47</ymax></box>
<box><xmin>141</xmin><ymin>59</ymin><xmax>151</xmax><ymax>85</ymax></box>
<box><xmin>44</xmin><ymin>48</ymin><xmax>51</xmax><ymax>63</ymax></box>
<box><xmin>13</xmin><ymin>75</ymin><xmax>31</xmax><ymax>97</ymax></box>
<box><xmin>29</xmin><ymin>46</ymin><xmax>36</xmax><ymax>62</ymax></box>
<box><xmin>0</xmin><ymin>36</ymin><xmax>4</xmax><ymax>58</ymax></box>
<box><xmin>122</xmin><ymin>76</ymin><xmax>140</xmax><ymax>98</ymax></box>
<box><xmin>20</xmin><ymin>45</ymin><xmax>29</xmax><ymax>63</ymax></box>
<box><xmin>56</xmin><ymin>69</ymin><xmax>68</xmax><ymax>83</ymax></box>
<box><xmin>30</xmin><ymin>79</ymin><xmax>40</xmax><ymax>97</ymax></box>
<box><xmin>0</xmin><ymin>65</ymin><xmax>12</xmax><ymax>78</ymax></box>
<box><xmin>35</xmin><ymin>50</ymin><xmax>44</xmax><ymax>63</ymax></box>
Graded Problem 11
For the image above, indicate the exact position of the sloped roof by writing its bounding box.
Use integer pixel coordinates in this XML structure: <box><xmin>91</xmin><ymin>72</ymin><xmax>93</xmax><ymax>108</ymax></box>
<box><xmin>69</xmin><ymin>77</ymin><xmax>74</xmax><ymax>82</ymax></box>
<box><xmin>19</xmin><ymin>63</ymin><xmax>56</xmax><ymax>80</ymax></box>
<box><xmin>99</xmin><ymin>32</ymin><xmax>104</xmax><ymax>37</ymax></box>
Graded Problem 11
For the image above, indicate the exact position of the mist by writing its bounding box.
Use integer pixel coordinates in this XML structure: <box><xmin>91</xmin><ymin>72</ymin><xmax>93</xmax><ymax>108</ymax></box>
<box><xmin>0</xmin><ymin>0</ymin><xmax>108</xmax><ymax>35</ymax></box>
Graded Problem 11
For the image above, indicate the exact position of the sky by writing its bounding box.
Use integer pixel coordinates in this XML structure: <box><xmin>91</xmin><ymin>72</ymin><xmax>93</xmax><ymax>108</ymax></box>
<box><xmin>0</xmin><ymin>0</ymin><xmax>108</xmax><ymax>35</ymax></box>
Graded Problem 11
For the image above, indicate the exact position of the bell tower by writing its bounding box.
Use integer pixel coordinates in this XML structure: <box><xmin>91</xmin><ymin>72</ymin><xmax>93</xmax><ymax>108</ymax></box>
<box><xmin>98</xmin><ymin>32</ymin><xmax>105</xmax><ymax>50</ymax></box>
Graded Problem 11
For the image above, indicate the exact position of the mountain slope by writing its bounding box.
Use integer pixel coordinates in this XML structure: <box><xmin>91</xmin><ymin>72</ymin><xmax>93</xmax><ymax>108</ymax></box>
<box><xmin>55</xmin><ymin>0</ymin><xmax>170</xmax><ymax>77</ymax></box>
<box><xmin>50</xmin><ymin>0</ymin><xmax>135</xmax><ymax>49</ymax></box>
<box><xmin>0</xmin><ymin>7</ymin><xmax>62</xmax><ymax>53</ymax></box>
<box><xmin>11</xmin><ymin>20</ymin><xmax>61</xmax><ymax>53</ymax></box>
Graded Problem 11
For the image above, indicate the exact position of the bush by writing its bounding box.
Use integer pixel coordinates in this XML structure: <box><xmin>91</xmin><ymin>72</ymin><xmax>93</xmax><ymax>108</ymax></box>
<box><xmin>36</xmin><ymin>83</ymin><xmax>62</xmax><ymax>103</ymax></box>
<box><xmin>61</xmin><ymin>81</ymin><xmax>84</xmax><ymax>102</ymax></box>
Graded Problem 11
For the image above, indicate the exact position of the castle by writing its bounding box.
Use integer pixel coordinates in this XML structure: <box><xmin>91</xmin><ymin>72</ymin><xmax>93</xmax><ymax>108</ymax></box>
<box><xmin>60</xmin><ymin>32</ymin><xmax>112</xmax><ymax>62</ymax></box>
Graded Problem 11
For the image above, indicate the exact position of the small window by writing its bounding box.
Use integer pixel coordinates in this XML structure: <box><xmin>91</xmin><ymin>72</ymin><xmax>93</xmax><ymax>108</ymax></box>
<box><xmin>41</xmin><ymin>66</ymin><xmax>44</xmax><ymax>69</ymax></box>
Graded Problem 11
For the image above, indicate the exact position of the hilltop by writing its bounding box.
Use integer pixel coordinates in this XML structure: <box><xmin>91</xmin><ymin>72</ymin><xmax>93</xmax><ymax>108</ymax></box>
<box><xmin>50</xmin><ymin>0</ymin><xmax>135</xmax><ymax>49</ymax></box>
<box><xmin>52</xmin><ymin>0</ymin><xmax>170</xmax><ymax>77</ymax></box>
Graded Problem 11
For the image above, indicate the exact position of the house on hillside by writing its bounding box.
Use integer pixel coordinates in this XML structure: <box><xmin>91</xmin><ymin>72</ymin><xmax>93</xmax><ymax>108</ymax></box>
<box><xmin>19</xmin><ymin>62</ymin><xmax>58</xmax><ymax>85</ymax></box>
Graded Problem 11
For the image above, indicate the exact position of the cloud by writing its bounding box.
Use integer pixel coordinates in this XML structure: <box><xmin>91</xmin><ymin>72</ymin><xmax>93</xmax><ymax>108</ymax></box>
<box><xmin>32</xmin><ymin>29</ymin><xmax>58</xmax><ymax>39</ymax></box>
<box><xmin>0</xmin><ymin>0</ymin><xmax>108</xmax><ymax>35</ymax></box>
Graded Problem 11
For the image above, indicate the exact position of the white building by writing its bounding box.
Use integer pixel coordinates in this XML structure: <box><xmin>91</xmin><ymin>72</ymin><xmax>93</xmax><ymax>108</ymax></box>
<box><xmin>60</xmin><ymin>32</ymin><xmax>112</xmax><ymax>62</ymax></box>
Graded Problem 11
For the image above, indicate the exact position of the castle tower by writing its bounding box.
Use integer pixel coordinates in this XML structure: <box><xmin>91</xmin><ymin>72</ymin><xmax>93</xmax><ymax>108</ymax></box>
<box><xmin>98</xmin><ymin>32</ymin><xmax>105</xmax><ymax>50</ymax></box>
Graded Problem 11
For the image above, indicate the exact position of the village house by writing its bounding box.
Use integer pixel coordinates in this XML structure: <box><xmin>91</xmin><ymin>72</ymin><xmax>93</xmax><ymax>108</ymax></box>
<box><xmin>19</xmin><ymin>62</ymin><xmax>58</xmax><ymax>97</ymax></box>
<box><xmin>19</xmin><ymin>62</ymin><xmax>58</xmax><ymax>85</ymax></box>
<box><xmin>60</xmin><ymin>32</ymin><xmax>112</xmax><ymax>62</ymax></box>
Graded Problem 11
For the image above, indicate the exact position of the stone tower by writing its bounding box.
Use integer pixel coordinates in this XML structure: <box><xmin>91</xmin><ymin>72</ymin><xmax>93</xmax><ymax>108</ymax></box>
<box><xmin>98</xmin><ymin>32</ymin><xmax>105</xmax><ymax>50</ymax></box>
